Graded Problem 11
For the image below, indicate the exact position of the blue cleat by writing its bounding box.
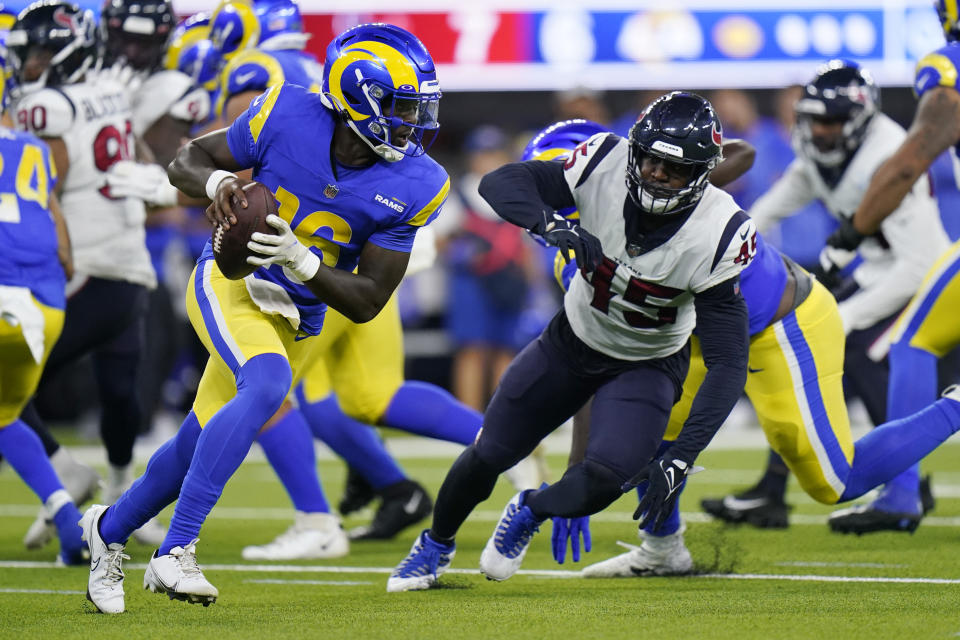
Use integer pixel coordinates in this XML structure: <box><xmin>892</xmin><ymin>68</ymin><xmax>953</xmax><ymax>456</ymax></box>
<box><xmin>387</xmin><ymin>530</ymin><xmax>455</xmax><ymax>592</ymax></box>
<box><xmin>479</xmin><ymin>490</ymin><xmax>544</xmax><ymax>582</ymax></box>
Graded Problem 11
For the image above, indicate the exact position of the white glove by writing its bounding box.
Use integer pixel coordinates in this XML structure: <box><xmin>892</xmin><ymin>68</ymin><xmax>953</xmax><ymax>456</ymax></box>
<box><xmin>105</xmin><ymin>161</ymin><xmax>179</xmax><ymax>207</ymax></box>
<box><xmin>818</xmin><ymin>244</ymin><xmax>857</xmax><ymax>275</ymax></box>
<box><xmin>247</xmin><ymin>214</ymin><xmax>321</xmax><ymax>282</ymax></box>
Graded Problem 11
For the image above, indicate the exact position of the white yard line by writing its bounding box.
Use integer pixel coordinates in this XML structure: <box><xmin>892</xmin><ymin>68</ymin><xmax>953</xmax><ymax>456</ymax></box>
<box><xmin>776</xmin><ymin>561</ymin><xmax>908</xmax><ymax>569</ymax></box>
<box><xmin>0</xmin><ymin>588</ymin><xmax>85</xmax><ymax>595</ymax></box>
<box><xmin>244</xmin><ymin>579</ymin><xmax>372</xmax><ymax>586</ymax></box>
<box><xmin>0</xmin><ymin>561</ymin><xmax>956</xmax><ymax>585</ymax></box>
<box><xmin>3</xmin><ymin>504</ymin><xmax>960</xmax><ymax>526</ymax></box>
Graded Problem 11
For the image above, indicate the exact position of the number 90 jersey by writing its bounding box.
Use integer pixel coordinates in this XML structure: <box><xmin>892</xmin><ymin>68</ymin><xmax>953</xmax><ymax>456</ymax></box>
<box><xmin>12</xmin><ymin>76</ymin><xmax>156</xmax><ymax>289</ymax></box>
<box><xmin>563</xmin><ymin>133</ymin><xmax>755</xmax><ymax>361</ymax></box>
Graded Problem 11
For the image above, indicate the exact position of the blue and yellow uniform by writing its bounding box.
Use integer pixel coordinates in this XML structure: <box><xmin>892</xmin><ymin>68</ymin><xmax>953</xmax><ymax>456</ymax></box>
<box><xmin>188</xmin><ymin>83</ymin><xmax>448</xmax><ymax>425</ymax></box>
<box><xmin>663</xmin><ymin>234</ymin><xmax>853</xmax><ymax>504</ymax></box>
<box><xmin>887</xmin><ymin>44</ymin><xmax>960</xmax><ymax>376</ymax></box>
<box><xmin>0</xmin><ymin>129</ymin><xmax>63</xmax><ymax>426</ymax></box>
<box><xmin>215</xmin><ymin>45</ymin><xmax>434</xmax><ymax>423</ymax></box>
<box><xmin>216</xmin><ymin>47</ymin><xmax>322</xmax><ymax>119</ymax></box>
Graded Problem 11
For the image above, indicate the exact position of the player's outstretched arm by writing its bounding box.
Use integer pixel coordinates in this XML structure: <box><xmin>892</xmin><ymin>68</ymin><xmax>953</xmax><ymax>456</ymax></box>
<box><xmin>852</xmin><ymin>86</ymin><xmax>960</xmax><ymax>235</ymax></box>
<box><xmin>168</xmin><ymin>128</ymin><xmax>249</xmax><ymax>229</ymax></box>
<box><xmin>710</xmin><ymin>138</ymin><xmax>755</xmax><ymax>188</ymax></box>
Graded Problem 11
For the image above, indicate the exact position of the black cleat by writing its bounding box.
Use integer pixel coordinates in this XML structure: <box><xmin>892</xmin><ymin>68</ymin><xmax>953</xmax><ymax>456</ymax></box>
<box><xmin>701</xmin><ymin>485</ymin><xmax>790</xmax><ymax>529</ymax></box>
<box><xmin>349</xmin><ymin>480</ymin><xmax>432</xmax><ymax>541</ymax></box>
<box><xmin>827</xmin><ymin>505</ymin><xmax>921</xmax><ymax>535</ymax></box>
<box><xmin>338</xmin><ymin>466</ymin><xmax>376</xmax><ymax>516</ymax></box>
<box><xmin>828</xmin><ymin>479</ymin><xmax>933</xmax><ymax>535</ymax></box>
<box><xmin>920</xmin><ymin>475</ymin><xmax>936</xmax><ymax>515</ymax></box>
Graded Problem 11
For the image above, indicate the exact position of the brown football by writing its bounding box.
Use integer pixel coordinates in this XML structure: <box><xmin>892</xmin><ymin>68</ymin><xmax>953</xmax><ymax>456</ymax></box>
<box><xmin>212</xmin><ymin>181</ymin><xmax>278</xmax><ymax>280</ymax></box>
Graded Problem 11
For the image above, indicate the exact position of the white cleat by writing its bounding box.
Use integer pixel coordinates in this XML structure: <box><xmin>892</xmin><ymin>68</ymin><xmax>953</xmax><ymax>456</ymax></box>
<box><xmin>25</xmin><ymin>450</ymin><xmax>101</xmax><ymax>550</ymax></box>
<box><xmin>479</xmin><ymin>490</ymin><xmax>543</xmax><ymax>582</ymax></box>
<box><xmin>242</xmin><ymin>512</ymin><xmax>349</xmax><ymax>561</ymax></box>
<box><xmin>582</xmin><ymin>524</ymin><xmax>693</xmax><ymax>578</ymax></box>
<box><xmin>80</xmin><ymin>504</ymin><xmax>129</xmax><ymax>614</ymax></box>
<box><xmin>143</xmin><ymin>539</ymin><xmax>218</xmax><ymax>606</ymax></box>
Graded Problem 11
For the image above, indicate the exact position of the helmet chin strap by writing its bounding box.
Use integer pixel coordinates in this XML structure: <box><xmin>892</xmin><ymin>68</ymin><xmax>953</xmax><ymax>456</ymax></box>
<box><xmin>345</xmin><ymin>118</ymin><xmax>405</xmax><ymax>163</ymax></box>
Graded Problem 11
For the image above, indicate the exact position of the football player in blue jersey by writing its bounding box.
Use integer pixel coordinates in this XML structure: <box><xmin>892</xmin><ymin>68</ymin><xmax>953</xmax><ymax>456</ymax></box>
<box><xmin>209</xmin><ymin>0</ymin><xmax>321</xmax><ymax>123</ymax></box>
<box><xmin>80</xmin><ymin>23</ymin><xmax>448</xmax><ymax>613</ymax></box>
<box><xmin>200</xmin><ymin>0</ymin><xmax>499</xmax><ymax>554</ymax></box>
<box><xmin>518</xmin><ymin>120</ymin><xmax>960</xmax><ymax>577</ymax></box>
<box><xmin>825</xmin><ymin>0</ymin><xmax>960</xmax><ymax>534</ymax></box>
<box><xmin>0</xmin><ymin>66</ymin><xmax>87</xmax><ymax>564</ymax></box>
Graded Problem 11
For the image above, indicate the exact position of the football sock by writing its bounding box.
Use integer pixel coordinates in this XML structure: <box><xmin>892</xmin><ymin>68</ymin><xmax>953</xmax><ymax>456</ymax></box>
<box><xmin>879</xmin><ymin>343</ymin><xmax>939</xmax><ymax>498</ymax></box>
<box><xmin>840</xmin><ymin>397</ymin><xmax>960</xmax><ymax>502</ymax></box>
<box><xmin>19</xmin><ymin>402</ymin><xmax>61</xmax><ymax>457</ymax></box>
<box><xmin>99</xmin><ymin>411</ymin><xmax>202</xmax><ymax>544</ymax></box>
<box><xmin>382</xmin><ymin>381</ymin><xmax>481</xmax><ymax>445</ymax></box>
<box><xmin>50</xmin><ymin>491</ymin><xmax>84</xmax><ymax>561</ymax></box>
<box><xmin>295</xmin><ymin>387</ymin><xmax>406</xmax><ymax>490</ymax></box>
<box><xmin>0</xmin><ymin>419</ymin><xmax>67</xmax><ymax>503</ymax></box>
<box><xmin>758</xmin><ymin>450</ymin><xmax>790</xmax><ymax>500</ymax></box>
<box><xmin>161</xmin><ymin>353</ymin><xmax>291</xmax><ymax>555</ymax></box>
<box><xmin>258</xmin><ymin>408</ymin><xmax>330</xmax><ymax>513</ymax></box>
<box><xmin>430</xmin><ymin>444</ymin><xmax>499</xmax><ymax>541</ymax></box>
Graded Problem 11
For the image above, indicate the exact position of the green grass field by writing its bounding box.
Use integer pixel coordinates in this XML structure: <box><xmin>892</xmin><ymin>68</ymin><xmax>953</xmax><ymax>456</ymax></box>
<box><xmin>1</xmin><ymin>441</ymin><xmax>959</xmax><ymax>639</ymax></box>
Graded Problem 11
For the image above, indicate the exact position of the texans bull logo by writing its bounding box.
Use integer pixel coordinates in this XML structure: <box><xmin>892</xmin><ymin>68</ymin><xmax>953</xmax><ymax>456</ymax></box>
<box><xmin>711</xmin><ymin>121</ymin><xmax>722</xmax><ymax>146</ymax></box>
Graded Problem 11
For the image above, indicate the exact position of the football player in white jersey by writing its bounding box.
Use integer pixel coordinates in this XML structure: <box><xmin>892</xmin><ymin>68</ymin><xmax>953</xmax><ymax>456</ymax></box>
<box><xmin>388</xmin><ymin>92</ymin><xmax>756</xmax><ymax>592</ymax></box>
<box><xmin>7</xmin><ymin>0</ymin><xmax>160</xmax><ymax>544</ymax></box>
<box><xmin>706</xmin><ymin>60</ymin><xmax>949</xmax><ymax>533</ymax></box>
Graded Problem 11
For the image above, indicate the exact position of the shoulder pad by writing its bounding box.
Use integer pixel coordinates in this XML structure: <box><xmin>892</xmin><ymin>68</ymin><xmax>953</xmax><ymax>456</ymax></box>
<box><xmin>915</xmin><ymin>45</ymin><xmax>960</xmax><ymax>98</ymax></box>
<box><xmin>562</xmin><ymin>132</ymin><xmax>621</xmax><ymax>189</ymax></box>
<box><xmin>13</xmin><ymin>89</ymin><xmax>75</xmax><ymax>138</ymax></box>
<box><xmin>168</xmin><ymin>87</ymin><xmax>211</xmax><ymax>124</ymax></box>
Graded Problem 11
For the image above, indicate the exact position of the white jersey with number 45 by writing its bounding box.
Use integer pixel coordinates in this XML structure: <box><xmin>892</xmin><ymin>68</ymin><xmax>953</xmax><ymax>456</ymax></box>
<box><xmin>13</xmin><ymin>76</ymin><xmax>156</xmax><ymax>289</ymax></box>
<box><xmin>562</xmin><ymin>133</ymin><xmax>755</xmax><ymax>361</ymax></box>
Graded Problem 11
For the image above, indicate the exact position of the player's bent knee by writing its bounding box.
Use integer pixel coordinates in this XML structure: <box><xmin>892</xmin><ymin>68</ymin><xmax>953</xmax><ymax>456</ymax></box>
<box><xmin>473</xmin><ymin>436</ymin><xmax>527</xmax><ymax>472</ymax></box>
<box><xmin>237</xmin><ymin>353</ymin><xmax>293</xmax><ymax>412</ymax></box>
<box><xmin>542</xmin><ymin>459</ymin><xmax>624</xmax><ymax>517</ymax></box>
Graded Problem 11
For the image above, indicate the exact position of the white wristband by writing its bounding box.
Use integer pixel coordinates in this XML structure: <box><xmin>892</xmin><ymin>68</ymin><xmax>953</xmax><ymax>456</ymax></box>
<box><xmin>290</xmin><ymin>249</ymin><xmax>322</xmax><ymax>282</ymax></box>
<box><xmin>205</xmin><ymin>170</ymin><xmax>238</xmax><ymax>201</ymax></box>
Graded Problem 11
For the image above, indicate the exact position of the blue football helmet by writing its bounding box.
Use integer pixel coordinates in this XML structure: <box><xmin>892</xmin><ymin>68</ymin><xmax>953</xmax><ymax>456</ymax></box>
<box><xmin>0</xmin><ymin>4</ymin><xmax>18</xmax><ymax>109</ymax></box>
<box><xmin>209</xmin><ymin>0</ymin><xmax>305</xmax><ymax>62</ymax></box>
<box><xmin>627</xmin><ymin>92</ymin><xmax>723</xmax><ymax>214</ymax></box>
<box><xmin>522</xmin><ymin>118</ymin><xmax>608</xmax><ymax>162</ymax></box>
<box><xmin>936</xmin><ymin>0</ymin><xmax>960</xmax><ymax>42</ymax></box>
<box><xmin>164</xmin><ymin>13</ymin><xmax>220</xmax><ymax>89</ymax></box>
<box><xmin>321</xmin><ymin>23</ymin><xmax>441</xmax><ymax>162</ymax></box>
<box><xmin>794</xmin><ymin>59</ymin><xmax>878</xmax><ymax>168</ymax></box>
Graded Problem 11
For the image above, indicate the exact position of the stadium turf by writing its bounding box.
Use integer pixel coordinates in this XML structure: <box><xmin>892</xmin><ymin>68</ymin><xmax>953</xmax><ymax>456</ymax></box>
<box><xmin>1</xmin><ymin>444</ymin><xmax>959</xmax><ymax>639</ymax></box>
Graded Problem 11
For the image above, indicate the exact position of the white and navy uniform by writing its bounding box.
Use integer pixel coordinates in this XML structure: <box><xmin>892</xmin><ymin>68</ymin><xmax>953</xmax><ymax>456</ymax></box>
<box><xmin>10</xmin><ymin>76</ymin><xmax>155</xmax><ymax>468</ymax></box>
<box><xmin>433</xmin><ymin>133</ymin><xmax>752</xmax><ymax>523</ymax></box>
<box><xmin>749</xmin><ymin>113</ymin><xmax>948</xmax><ymax>334</ymax></box>
<box><xmin>128</xmin><ymin>68</ymin><xmax>211</xmax><ymax>137</ymax></box>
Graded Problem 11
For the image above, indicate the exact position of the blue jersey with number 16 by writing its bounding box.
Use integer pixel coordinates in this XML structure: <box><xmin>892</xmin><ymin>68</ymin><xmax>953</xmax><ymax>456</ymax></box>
<box><xmin>0</xmin><ymin>128</ymin><xmax>64</xmax><ymax>309</ymax></box>
<box><xmin>216</xmin><ymin>82</ymin><xmax>449</xmax><ymax>336</ymax></box>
